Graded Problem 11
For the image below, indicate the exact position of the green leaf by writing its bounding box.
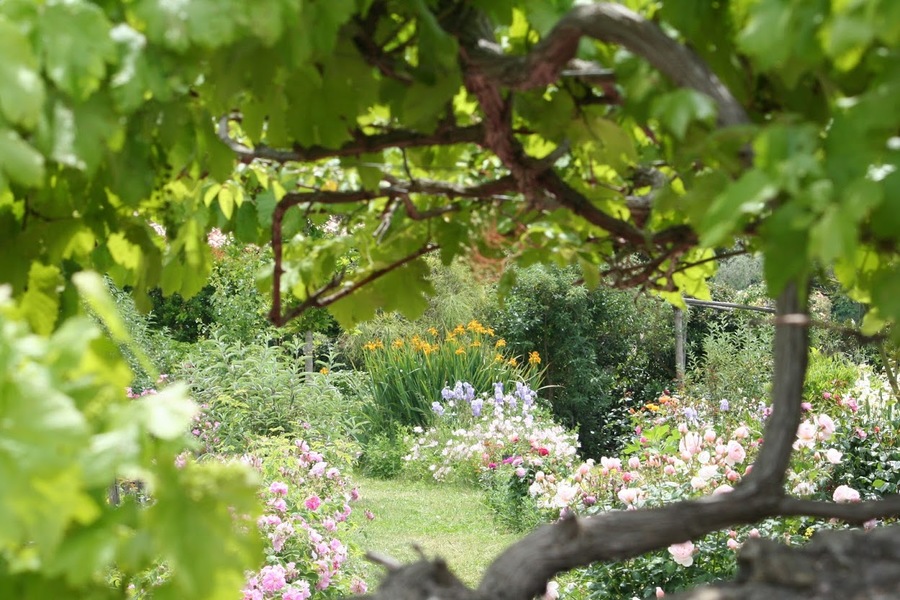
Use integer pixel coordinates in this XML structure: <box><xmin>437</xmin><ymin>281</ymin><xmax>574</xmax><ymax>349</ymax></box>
<box><xmin>255</xmin><ymin>188</ymin><xmax>277</xmax><ymax>227</ymax></box>
<box><xmin>399</xmin><ymin>74</ymin><xmax>463</xmax><ymax>132</ymax></box>
<box><xmin>761</xmin><ymin>203</ymin><xmax>811</xmax><ymax>296</ymax></box>
<box><xmin>218</xmin><ymin>185</ymin><xmax>235</xmax><ymax>219</ymax></box>
<box><xmin>329</xmin><ymin>258</ymin><xmax>434</xmax><ymax>327</ymax></box>
<box><xmin>109</xmin><ymin>24</ymin><xmax>166</xmax><ymax>113</ymax></box>
<box><xmin>234</xmin><ymin>201</ymin><xmax>259</xmax><ymax>243</ymax></box>
<box><xmin>310</xmin><ymin>0</ymin><xmax>355</xmax><ymax>55</ymax></box>
<box><xmin>700</xmin><ymin>169</ymin><xmax>778</xmax><ymax>246</ymax></box>
<box><xmin>18</xmin><ymin>262</ymin><xmax>62</xmax><ymax>335</ymax></box>
<box><xmin>411</xmin><ymin>0</ymin><xmax>458</xmax><ymax>81</ymax></box>
<box><xmin>41</xmin><ymin>94</ymin><xmax>121</xmax><ymax>174</ymax></box>
<box><xmin>567</xmin><ymin>111</ymin><xmax>637</xmax><ymax>172</ymax></box>
<box><xmin>0</xmin><ymin>128</ymin><xmax>45</xmax><ymax>189</ymax></box>
<box><xmin>869</xmin><ymin>169</ymin><xmax>900</xmax><ymax>241</ymax></box>
<box><xmin>73</xmin><ymin>271</ymin><xmax>156</xmax><ymax>378</ymax></box>
<box><xmin>822</xmin><ymin>14</ymin><xmax>874</xmax><ymax>71</ymax></box>
<box><xmin>148</xmin><ymin>462</ymin><xmax>262</xmax><ymax>600</ymax></box>
<box><xmin>650</xmin><ymin>89</ymin><xmax>718</xmax><ymax>140</ymax></box>
<box><xmin>0</xmin><ymin>16</ymin><xmax>44</xmax><ymax>129</ymax></box>
<box><xmin>38</xmin><ymin>0</ymin><xmax>116</xmax><ymax>100</ymax></box>
<box><xmin>138</xmin><ymin>383</ymin><xmax>196</xmax><ymax>440</ymax></box>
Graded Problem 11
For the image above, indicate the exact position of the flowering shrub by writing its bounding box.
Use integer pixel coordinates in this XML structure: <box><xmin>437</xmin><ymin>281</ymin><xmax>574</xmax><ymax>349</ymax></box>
<box><xmin>238</xmin><ymin>436</ymin><xmax>370</xmax><ymax>599</ymax></box>
<box><xmin>359</xmin><ymin>320</ymin><xmax>544</xmax><ymax>437</ymax></box>
<box><xmin>532</xmin><ymin>366</ymin><xmax>898</xmax><ymax>599</ymax></box>
<box><xmin>403</xmin><ymin>381</ymin><xmax>578</xmax><ymax>483</ymax></box>
<box><xmin>400</xmin><ymin>380</ymin><xmax>579</xmax><ymax>531</ymax></box>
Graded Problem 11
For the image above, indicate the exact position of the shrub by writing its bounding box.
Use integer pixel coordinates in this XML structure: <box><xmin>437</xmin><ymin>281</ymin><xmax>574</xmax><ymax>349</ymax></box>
<box><xmin>490</xmin><ymin>264</ymin><xmax>675</xmax><ymax>458</ymax></box>
<box><xmin>686</xmin><ymin>319</ymin><xmax>773</xmax><ymax>403</ymax></box>
<box><xmin>178</xmin><ymin>336</ymin><xmax>365</xmax><ymax>453</ymax></box>
<box><xmin>358</xmin><ymin>320</ymin><xmax>542</xmax><ymax>438</ymax></box>
<box><xmin>356</xmin><ymin>428</ymin><xmax>410</xmax><ymax>479</ymax></box>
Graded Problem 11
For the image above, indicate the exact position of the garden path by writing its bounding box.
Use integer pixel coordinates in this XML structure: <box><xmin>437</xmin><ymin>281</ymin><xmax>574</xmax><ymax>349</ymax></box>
<box><xmin>349</xmin><ymin>475</ymin><xmax>520</xmax><ymax>587</ymax></box>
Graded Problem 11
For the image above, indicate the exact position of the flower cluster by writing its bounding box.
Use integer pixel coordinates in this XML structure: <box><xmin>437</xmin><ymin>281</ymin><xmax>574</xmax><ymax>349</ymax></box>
<box><xmin>405</xmin><ymin>382</ymin><xmax>579</xmax><ymax>486</ymax></box>
<box><xmin>557</xmin><ymin>368</ymin><xmax>896</xmax><ymax>599</ymax></box>
<box><xmin>240</xmin><ymin>437</ymin><xmax>369</xmax><ymax>599</ymax></box>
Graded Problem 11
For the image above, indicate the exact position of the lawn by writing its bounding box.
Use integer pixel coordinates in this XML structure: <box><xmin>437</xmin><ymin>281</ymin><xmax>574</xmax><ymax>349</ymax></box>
<box><xmin>349</xmin><ymin>475</ymin><xmax>522</xmax><ymax>587</ymax></box>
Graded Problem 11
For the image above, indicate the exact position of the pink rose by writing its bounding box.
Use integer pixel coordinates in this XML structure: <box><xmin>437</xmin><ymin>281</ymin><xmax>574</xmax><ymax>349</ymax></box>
<box><xmin>305</xmin><ymin>496</ymin><xmax>322</xmax><ymax>511</ymax></box>
<box><xmin>668</xmin><ymin>541</ymin><xmax>695</xmax><ymax>567</ymax></box>
<box><xmin>833</xmin><ymin>485</ymin><xmax>860</xmax><ymax>503</ymax></box>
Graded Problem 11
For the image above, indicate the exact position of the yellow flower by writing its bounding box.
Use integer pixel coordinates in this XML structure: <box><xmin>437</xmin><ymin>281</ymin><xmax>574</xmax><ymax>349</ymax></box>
<box><xmin>363</xmin><ymin>340</ymin><xmax>384</xmax><ymax>351</ymax></box>
<box><xmin>427</xmin><ymin>327</ymin><xmax>438</xmax><ymax>336</ymax></box>
<box><xmin>470</xmin><ymin>340</ymin><xmax>481</xmax><ymax>348</ymax></box>
<box><xmin>392</xmin><ymin>338</ymin><xmax>404</xmax><ymax>349</ymax></box>
<box><xmin>486</xmin><ymin>327</ymin><xmax>495</xmax><ymax>336</ymax></box>
<box><xmin>423</xmin><ymin>343</ymin><xmax>438</xmax><ymax>355</ymax></box>
<box><xmin>508</xmin><ymin>357</ymin><xmax>518</xmax><ymax>367</ymax></box>
<box><xmin>645</xmin><ymin>403</ymin><xmax>660</xmax><ymax>412</ymax></box>
<box><xmin>467</xmin><ymin>319</ymin><xmax>488</xmax><ymax>334</ymax></box>
<box><xmin>453</xmin><ymin>325</ymin><xmax>466</xmax><ymax>336</ymax></box>
<box><xmin>319</xmin><ymin>367</ymin><xmax>329</xmax><ymax>375</ymax></box>
<box><xmin>494</xmin><ymin>353</ymin><xmax>504</xmax><ymax>363</ymax></box>
<box><xmin>495</xmin><ymin>339</ymin><xmax>506</xmax><ymax>348</ymax></box>
<box><xmin>455</xmin><ymin>347</ymin><xmax>466</xmax><ymax>355</ymax></box>
<box><xmin>528</xmin><ymin>351</ymin><xmax>541</xmax><ymax>365</ymax></box>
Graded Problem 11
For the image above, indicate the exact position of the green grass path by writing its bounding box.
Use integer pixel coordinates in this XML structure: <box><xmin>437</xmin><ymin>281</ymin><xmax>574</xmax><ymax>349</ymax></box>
<box><xmin>349</xmin><ymin>475</ymin><xmax>521</xmax><ymax>587</ymax></box>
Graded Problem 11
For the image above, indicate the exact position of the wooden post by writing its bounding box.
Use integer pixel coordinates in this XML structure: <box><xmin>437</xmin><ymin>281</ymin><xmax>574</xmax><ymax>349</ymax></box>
<box><xmin>304</xmin><ymin>329</ymin><xmax>314</xmax><ymax>372</ymax></box>
<box><xmin>674</xmin><ymin>306</ymin><xmax>685</xmax><ymax>387</ymax></box>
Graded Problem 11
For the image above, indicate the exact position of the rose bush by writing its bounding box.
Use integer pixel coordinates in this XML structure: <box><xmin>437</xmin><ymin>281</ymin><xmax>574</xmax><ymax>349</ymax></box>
<box><xmin>236</xmin><ymin>436</ymin><xmax>370</xmax><ymax>599</ymax></box>
<box><xmin>541</xmin><ymin>366</ymin><xmax>896</xmax><ymax>599</ymax></box>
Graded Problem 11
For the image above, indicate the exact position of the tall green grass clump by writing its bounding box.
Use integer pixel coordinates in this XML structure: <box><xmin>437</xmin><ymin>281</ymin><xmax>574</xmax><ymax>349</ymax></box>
<box><xmin>360</xmin><ymin>320</ymin><xmax>543</xmax><ymax>437</ymax></box>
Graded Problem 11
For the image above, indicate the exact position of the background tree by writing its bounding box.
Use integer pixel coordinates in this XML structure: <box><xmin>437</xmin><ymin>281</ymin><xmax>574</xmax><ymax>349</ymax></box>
<box><xmin>1</xmin><ymin>0</ymin><xmax>900</xmax><ymax>598</ymax></box>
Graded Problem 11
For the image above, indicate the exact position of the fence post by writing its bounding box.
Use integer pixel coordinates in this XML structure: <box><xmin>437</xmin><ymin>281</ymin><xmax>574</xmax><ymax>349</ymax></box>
<box><xmin>674</xmin><ymin>306</ymin><xmax>686</xmax><ymax>388</ymax></box>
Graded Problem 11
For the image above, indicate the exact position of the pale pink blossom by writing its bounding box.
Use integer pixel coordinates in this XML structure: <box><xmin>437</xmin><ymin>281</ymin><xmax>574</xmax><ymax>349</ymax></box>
<box><xmin>269</xmin><ymin>481</ymin><xmax>289</xmax><ymax>496</ymax></box>
<box><xmin>733</xmin><ymin>426</ymin><xmax>750</xmax><ymax>440</ymax></box>
<box><xmin>727</xmin><ymin>538</ymin><xmax>741</xmax><ymax>550</ymax></box>
<box><xmin>713</xmin><ymin>484</ymin><xmax>734</xmax><ymax>495</ymax></box>
<box><xmin>795</xmin><ymin>421</ymin><xmax>816</xmax><ymax>449</ymax></box>
<box><xmin>816</xmin><ymin>414</ymin><xmax>836</xmax><ymax>440</ymax></box>
<box><xmin>617</xmin><ymin>487</ymin><xmax>643</xmax><ymax>505</ymax></box>
<box><xmin>833</xmin><ymin>485</ymin><xmax>860</xmax><ymax>503</ymax></box>
<box><xmin>543</xmin><ymin>581</ymin><xmax>560</xmax><ymax>600</ymax></box>
<box><xmin>825</xmin><ymin>448</ymin><xmax>843</xmax><ymax>464</ymax></box>
<box><xmin>679</xmin><ymin>432</ymin><xmax>702</xmax><ymax>458</ymax></box>
<box><xmin>628</xmin><ymin>456</ymin><xmax>641</xmax><ymax>470</ymax></box>
<box><xmin>668</xmin><ymin>541</ymin><xmax>695</xmax><ymax>567</ymax></box>
<box><xmin>600</xmin><ymin>456</ymin><xmax>622</xmax><ymax>471</ymax></box>
<box><xmin>726</xmin><ymin>440</ymin><xmax>746</xmax><ymax>465</ymax></box>
<box><xmin>656</xmin><ymin>587</ymin><xmax>665</xmax><ymax>598</ymax></box>
<box><xmin>704</xmin><ymin>429</ymin><xmax>717</xmax><ymax>443</ymax></box>
<box><xmin>207</xmin><ymin>227</ymin><xmax>227</xmax><ymax>248</ymax></box>
<box><xmin>553</xmin><ymin>483</ymin><xmax>579</xmax><ymax>508</ymax></box>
